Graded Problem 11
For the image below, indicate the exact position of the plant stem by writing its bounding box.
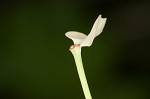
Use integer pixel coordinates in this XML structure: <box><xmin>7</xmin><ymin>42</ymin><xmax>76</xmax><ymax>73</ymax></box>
<box><xmin>70</xmin><ymin>45</ymin><xmax>92</xmax><ymax>99</ymax></box>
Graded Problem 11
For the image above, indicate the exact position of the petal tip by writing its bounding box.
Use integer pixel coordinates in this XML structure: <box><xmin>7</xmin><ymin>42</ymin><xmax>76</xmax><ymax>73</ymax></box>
<box><xmin>98</xmin><ymin>14</ymin><xmax>107</xmax><ymax>20</ymax></box>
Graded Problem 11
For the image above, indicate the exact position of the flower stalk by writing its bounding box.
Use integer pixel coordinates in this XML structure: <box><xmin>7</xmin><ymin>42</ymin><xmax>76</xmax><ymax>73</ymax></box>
<box><xmin>70</xmin><ymin>44</ymin><xmax>92</xmax><ymax>99</ymax></box>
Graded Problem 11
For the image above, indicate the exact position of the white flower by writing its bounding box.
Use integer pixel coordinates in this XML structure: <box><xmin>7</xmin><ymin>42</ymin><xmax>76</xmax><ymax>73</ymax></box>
<box><xmin>65</xmin><ymin>15</ymin><xmax>107</xmax><ymax>47</ymax></box>
<box><xmin>65</xmin><ymin>15</ymin><xmax>107</xmax><ymax>99</ymax></box>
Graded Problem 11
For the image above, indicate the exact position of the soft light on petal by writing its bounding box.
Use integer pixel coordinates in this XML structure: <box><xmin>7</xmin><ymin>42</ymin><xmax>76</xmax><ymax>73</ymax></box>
<box><xmin>65</xmin><ymin>31</ymin><xmax>87</xmax><ymax>44</ymax></box>
<box><xmin>81</xmin><ymin>15</ymin><xmax>107</xmax><ymax>47</ymax></box>
<box><xmin>91</xmin><ymin>15</ymin><xmax>107</xmax><ymax>37</ymax></box>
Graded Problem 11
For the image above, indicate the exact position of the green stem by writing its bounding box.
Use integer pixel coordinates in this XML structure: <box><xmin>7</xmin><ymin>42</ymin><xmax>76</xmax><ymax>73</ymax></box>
<box><xmin>70</xmin><ymin>45</ymin><xmax>92</xmax><ymax>99</ymax></box>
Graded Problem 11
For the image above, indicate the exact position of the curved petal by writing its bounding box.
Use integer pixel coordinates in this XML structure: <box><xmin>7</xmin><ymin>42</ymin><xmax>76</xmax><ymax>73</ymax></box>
<box><xmin>92</xmin><ymin>15</ymin><xmax>107</xmax><ymax>37</ymax></box>
<box><xmin>81</xmin><ymin>15</ymin><xmax>107</xmax><ymax>47</ymax></box>
<box><xmin>65</xmin><ymin>31</ymin><xmax>87</xmax><ymax>44</ymax></box>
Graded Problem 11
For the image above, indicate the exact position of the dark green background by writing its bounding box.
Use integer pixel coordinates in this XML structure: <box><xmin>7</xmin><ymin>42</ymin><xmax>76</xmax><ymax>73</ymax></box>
<box><xmin>0</xmin><ymin>0</ymin><xmax>150</xmax><ymax>99</ymax></box>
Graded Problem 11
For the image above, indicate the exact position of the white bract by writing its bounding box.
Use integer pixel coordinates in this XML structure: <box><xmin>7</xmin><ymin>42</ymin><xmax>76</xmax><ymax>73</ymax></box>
<box><xmin>65</xmin><ymin>15</ymin><xmax>107</xmax><ymax>47</ymax></box>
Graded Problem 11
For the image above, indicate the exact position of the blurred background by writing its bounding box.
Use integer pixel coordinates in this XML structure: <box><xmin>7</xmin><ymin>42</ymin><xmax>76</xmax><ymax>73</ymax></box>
<box><xmin>0</xmin><ymin>0</ymin><xmax>150</xmax><ymax>99</ymax></box>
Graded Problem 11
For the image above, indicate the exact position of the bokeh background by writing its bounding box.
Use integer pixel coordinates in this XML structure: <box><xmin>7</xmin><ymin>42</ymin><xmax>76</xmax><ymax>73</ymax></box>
<box><xmin>0</xmin><ymin>0</ymin><xmax>150</xmax><ymax>99</ymax></box>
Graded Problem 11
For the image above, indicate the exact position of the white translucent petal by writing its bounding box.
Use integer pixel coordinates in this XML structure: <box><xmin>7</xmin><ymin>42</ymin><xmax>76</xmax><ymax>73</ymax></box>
<box><xmin>65</xmin><ymin>31</ymin><xmax>87</xmax><ymax>44</ymax></box>
<box><xmin>81</xmin><ymin>15</ymin><xmax>107</xmax><ymax>47</ymax></box>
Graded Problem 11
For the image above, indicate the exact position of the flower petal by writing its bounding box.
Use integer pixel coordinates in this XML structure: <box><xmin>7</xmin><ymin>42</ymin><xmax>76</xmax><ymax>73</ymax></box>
<box><xmin>65</xmin><ymin>31</ymin><xmax>87</xmax><ymax>44</ymax></box>
<box><xmin>91</xmin><ymin>15</ymin><xmax>107</xmax><ymax>37</ymax></box>
<box><xmin>81</xmin><ymin>15</ymin><xmax>107</xmax><ymax>47</ymax></box>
